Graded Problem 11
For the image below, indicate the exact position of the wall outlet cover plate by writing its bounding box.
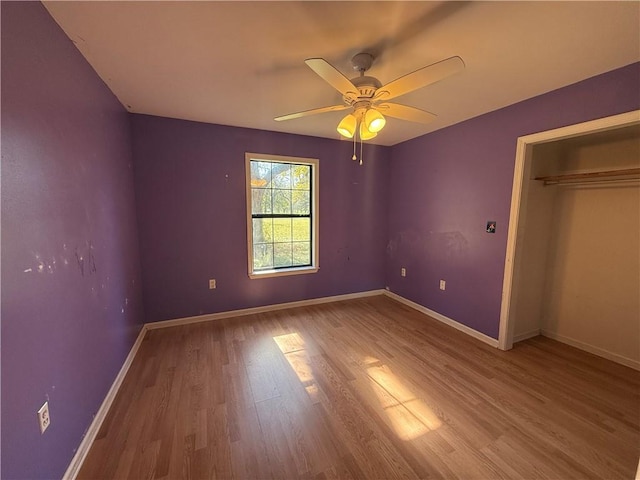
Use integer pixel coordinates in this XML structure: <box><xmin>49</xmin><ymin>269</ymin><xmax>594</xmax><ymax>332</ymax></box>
<box><xmin>37</xmin><ymin>401</ymin><xmax>50</xmax><ymax>434</ymax></box>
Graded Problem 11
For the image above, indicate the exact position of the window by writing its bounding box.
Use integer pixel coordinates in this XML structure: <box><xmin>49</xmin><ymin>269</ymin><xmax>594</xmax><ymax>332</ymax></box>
<box><xmin>245</xmin><ymin>153</ymin><xmax>319</xmax><ymax>278</ymax></box>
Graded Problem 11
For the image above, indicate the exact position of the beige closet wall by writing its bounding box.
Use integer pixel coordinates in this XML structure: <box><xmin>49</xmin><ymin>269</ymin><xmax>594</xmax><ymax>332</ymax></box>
<box><xmin>541</xmin><ymin>135</ymin><xmax>640</xmax><ymax>365</ymax></box>
<box><xmin>513</xmin><ymin>128</ymin><xmax>640</xmax><ymax>368</ymax></box>
<box><xmin>511</xmin><ymin>144</ymin><xmax>559</xmax><ymax>340</ymax></box>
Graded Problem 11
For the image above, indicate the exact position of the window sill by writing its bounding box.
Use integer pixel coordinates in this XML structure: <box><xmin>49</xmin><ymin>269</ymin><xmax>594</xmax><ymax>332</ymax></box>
<box><xmin>249</xmin><ymin>266</ymin><xmax>318</xmax><ymax>279</ymax></box>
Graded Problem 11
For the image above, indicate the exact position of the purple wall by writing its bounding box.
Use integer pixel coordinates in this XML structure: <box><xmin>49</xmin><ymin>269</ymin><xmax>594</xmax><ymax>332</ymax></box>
<box><xmin>1</xmin><ymin>3</ymin><xmax>144</xmax><ymax>479</ymax></box>
<box><xmin>131</xmin><ymin>115</ymin><xmax>390</xmax><ymax>322</ymax></box>
<box><xmin>386</xmin><ymin>62</ymin><xmax>640</xmax><ymax>339</ymax></box>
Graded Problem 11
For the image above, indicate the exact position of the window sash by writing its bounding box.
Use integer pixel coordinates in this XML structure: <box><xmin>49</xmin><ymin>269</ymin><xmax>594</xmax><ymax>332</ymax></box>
<box><xmin>245</xmin><ymin>153</ymin><xmax>319</xmax><ymax>278</ymax></box>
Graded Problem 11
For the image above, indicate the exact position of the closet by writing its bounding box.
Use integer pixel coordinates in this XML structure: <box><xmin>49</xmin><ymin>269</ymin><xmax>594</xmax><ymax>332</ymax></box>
<box><xmin>510</xmin><ymin>124</ymin><xmax>640</xmax><ymax>368</ymax></box>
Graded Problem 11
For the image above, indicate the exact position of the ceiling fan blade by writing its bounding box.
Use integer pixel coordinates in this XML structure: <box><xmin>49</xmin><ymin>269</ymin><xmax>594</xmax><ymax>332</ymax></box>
<box><xmin>274</xmin><ymin>104</ymin><xmax>350</xmax><ymax>122</ymax></box>
<box><xmin>377</xmin><ymin>56</ymin><xmax>465</xmax><ymax>101</ymax></box>
<box><xmin>305</xmin><ymin>58</ymin><xmax>359</xmax><ymax>98</ymax></box>
<box><xmin>377</xmin><ymin>103</ymin><xmax>436</xmax><ymax>124</ymax></box>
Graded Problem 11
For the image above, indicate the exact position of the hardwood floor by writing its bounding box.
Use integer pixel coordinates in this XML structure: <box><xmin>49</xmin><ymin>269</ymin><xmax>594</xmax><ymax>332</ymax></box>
<box><xmin>78</xmin><ymin>295</ymin><xmax>640</xmax><ymax>479</ymax></box>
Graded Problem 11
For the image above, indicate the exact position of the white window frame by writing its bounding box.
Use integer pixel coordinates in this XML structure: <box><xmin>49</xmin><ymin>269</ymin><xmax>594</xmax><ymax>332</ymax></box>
<box><xmin>245</xmin><ymin>152</ymin><xmax>319</xmax><ymax>279</ymax></box>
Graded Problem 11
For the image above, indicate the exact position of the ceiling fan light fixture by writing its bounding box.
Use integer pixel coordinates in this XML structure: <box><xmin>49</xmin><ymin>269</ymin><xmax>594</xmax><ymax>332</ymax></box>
<box><xmin>359</xmin><ymin>122</ymin><xmax>377</xmax><ymax>140</ymax></box>
<box><xmin>337</xmin><ymin>113</ymin><xmax>357</xmax><ymax>138</ymax></box>
<box><xmin>364</xmin><ymin>108</ymin><xmax>386</xmax><ymax>133</ymax></box>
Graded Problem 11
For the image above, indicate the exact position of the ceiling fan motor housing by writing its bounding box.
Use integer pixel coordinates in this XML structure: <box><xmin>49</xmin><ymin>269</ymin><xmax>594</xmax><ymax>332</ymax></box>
<box><xmin>343</xmin><ymin>75</ymin><xmax>382</xmax><ymax>105</ymax></box>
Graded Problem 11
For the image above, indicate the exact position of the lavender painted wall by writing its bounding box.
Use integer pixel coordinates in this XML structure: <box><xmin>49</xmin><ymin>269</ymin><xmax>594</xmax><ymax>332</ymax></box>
<box><xmin>387</xmin><ymin>62</ymin><xmax>640</xmax><ymax>339</ymax></box>
<box><xmin>1</xmin><ymin>3</ymin><xmax>144</xmax><ymax>479</ymax></box>
<box><xmin>132</xmin><ymin>115</ymin><xmax>390</xmax><ymax>322</ymax></box>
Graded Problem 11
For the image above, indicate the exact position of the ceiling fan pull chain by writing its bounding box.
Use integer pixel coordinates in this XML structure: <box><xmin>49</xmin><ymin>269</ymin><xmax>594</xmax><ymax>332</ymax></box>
<box><xmin>352</xmin><ymin>133</ymin><xmax>357</xmax><ymax>161</ymax></box>
<box><xmin>359</xmin><ymin>135</ymin><xmax>363</xmax><ymax>166</ymax></box>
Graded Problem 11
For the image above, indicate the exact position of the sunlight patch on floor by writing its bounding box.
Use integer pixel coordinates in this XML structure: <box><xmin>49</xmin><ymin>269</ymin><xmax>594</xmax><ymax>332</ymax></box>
<box><xmin>273</xmin><ymin>332</ymin><xmax>318</xmax><ymax>401</ymax></box>
<box><xmin>366</xmin><ymin>362</ymin><xmax>441</xmax><ymax>440</ymax></box>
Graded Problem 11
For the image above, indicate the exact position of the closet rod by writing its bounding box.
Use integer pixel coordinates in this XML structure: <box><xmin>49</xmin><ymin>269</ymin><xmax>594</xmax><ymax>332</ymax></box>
<box><xmin>535</xmin><ymin>167</ymin><xmax>640</xmax><ymax>186</ymax></box>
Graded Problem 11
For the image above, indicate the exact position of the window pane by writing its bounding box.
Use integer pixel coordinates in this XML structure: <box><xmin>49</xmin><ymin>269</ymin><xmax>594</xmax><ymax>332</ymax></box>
<box><xmin>274</xmin><ymin>243</ymin><xmax>292</xmax><ymax>268</ymax></box>
<box><xmin>292</xmin><ymin>218</ymin><xmax>310</xmax><ymax>241</ymax></box>
<box><xmin>273</xmin><ymin>189</ymin><xmax>292</xmax><ymax>215</ymax></box>
<box><xmin>273</xmin><ymin>218</ymin><xmax>292</xmax><ymax>242</ymax></box>
<box><xmin>254</xmin><ymin>244</ymin><xmax>273</xmax><ymax>270</ymax></box>
<box><xmin>292</xmin><ymin>165</ymin><xmax>311</xmax><ymax>190</ymax></box>
<box><xmin>292</xmin><ymin>242</ymin><xmax>311</xmax><ymax>266</ymax></box>
<box><xmin>248</xmin><ymin>156</ymin><xmax>317</xmax><ymax>276</ymax></box>
<box><xmin>292</xmin><ymin>190</ymin><xmax>310</xmax><ymax>215</ymax></box>
<box><xmin>251</xmin><ymin>161</ymin><xmax>272</xmax><ymax>188</ymax></box>
<box><xmin>252</xmin><ymin>188</ymin><xmax>272</xmax><ymax>214</ymax></box>
<box><xmin>253</xmin><ymin>218</ymin><xmax>273</xmax><ymax>244</ymax></box>
<box><xmin>272</xmin><ymin>164</ymin><xmax>292</xmax><ymax>189</ymax></box>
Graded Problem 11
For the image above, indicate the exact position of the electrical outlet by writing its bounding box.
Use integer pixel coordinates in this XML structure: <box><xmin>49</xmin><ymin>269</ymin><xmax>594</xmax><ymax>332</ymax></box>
<box><xmin>401</xmin><ymin>267</ymin><xmax>406</xmax><ymax>277</ymax></box>
<box><xmin>439</xmin><ymin>280</ymin><xmax>446</xmax><ymax>291</ymax></box>
<box><xmin>37</xmin><ymin>401</ymin><xmax>50</xmax><ymax>434</ymax></box>
<box><xmin>209</xmin><ymin>279</ymin><xmax>216</xmax><ymax>289</ymax></box>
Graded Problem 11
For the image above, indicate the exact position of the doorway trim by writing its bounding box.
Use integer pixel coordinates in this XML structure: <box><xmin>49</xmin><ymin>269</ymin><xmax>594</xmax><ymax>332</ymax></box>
<box><xmin>498</xmin><ymin>109</ymin><xmax>640</xmax><ymax>351</ymax></box>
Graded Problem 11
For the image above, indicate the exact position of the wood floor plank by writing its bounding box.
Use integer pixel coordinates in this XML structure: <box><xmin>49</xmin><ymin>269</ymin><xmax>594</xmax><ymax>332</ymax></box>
<box><xmin>77</xmin><ymin>295</ymin><xmax>640</xmax><ymax>479</ymax></box>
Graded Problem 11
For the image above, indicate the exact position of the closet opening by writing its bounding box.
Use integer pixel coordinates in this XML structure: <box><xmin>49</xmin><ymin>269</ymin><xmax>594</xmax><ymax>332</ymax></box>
<box><xmin>499</xmin><ymin>110</ymin><xmax>640</xmax><ymax>370</ymax></box>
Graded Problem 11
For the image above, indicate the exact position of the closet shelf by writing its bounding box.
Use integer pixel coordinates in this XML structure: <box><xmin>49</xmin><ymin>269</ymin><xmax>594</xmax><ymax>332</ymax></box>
<box><xmin>535</xmin><ymin>167</ymin><xmax>640</xmax><ymax>186</ymax></box>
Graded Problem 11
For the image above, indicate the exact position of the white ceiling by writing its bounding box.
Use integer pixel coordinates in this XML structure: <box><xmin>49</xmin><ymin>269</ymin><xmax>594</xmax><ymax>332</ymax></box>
<box><xmin>43</xmin><ymin>1</ymin><xmax>640</xmax><ymax>146</ymax></box>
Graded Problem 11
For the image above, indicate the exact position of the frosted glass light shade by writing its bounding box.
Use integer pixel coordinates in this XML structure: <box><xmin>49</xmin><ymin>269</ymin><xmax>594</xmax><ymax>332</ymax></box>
<box><xmin>337</xmin><ymin>114</ymin><xmax>357</xmax><ymax>138</ymax></box>
<box><xmin>359</xmin><ymin>122</ymin><xmax>377</xmax><ymax>140</ymax></box>
<box><xmin>364</xmin><ymin>108</ymin><xmax>386</xmax><ymax>133</ymax></box>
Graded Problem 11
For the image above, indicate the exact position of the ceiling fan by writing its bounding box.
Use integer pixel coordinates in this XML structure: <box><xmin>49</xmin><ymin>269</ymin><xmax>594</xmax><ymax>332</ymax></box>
<box><xmin>275</xmin><ymin>53</ymin><xmax>465</xmax><ymax>144</ymax></box>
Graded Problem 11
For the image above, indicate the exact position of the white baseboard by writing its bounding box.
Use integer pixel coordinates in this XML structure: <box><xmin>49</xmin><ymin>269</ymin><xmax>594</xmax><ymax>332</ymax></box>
<box><xmin>540</xmin><ymin>329</ymin><xmax>640</xmax><ymax>371</ymax></box>
<box><xmin>146</xmin><ymin>289</ymin><xmax>387</xmax><ymax>330</ymax></box>
<box><xmin>62</xmin><ymin>324</ymin><xmax>148</xmax><ymax>480</ymax></box>
<box><xmin>383</xmin><ymin>290</ymin><xmax>499</xmax><ymax>348</ymax></box>
<box><xmin>513</xmin><ymin>328</ymin><xmax>541</xmax><ymax>343</ymax></box>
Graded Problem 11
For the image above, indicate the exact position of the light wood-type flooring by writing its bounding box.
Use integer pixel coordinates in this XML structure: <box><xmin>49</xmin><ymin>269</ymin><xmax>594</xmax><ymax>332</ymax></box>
<box><xmin>78</xmin><ymin>295</ymin><xmax>640</xmax><ymax>479</ymax></box>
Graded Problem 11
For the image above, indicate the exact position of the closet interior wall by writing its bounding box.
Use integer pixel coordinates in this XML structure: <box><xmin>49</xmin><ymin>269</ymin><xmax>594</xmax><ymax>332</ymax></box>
<box><xmin>512</xmin><ymin>125</ymin><xmax>640</xmax><ymax>367</ymax></box>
